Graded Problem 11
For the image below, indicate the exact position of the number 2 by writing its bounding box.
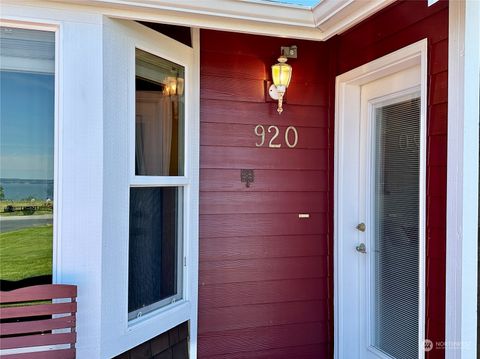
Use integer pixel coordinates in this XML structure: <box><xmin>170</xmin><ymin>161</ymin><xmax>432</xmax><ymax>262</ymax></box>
<box><xmin>268</xmin><ymin>126</ymin><xmax>281</xmax><ymax>148</ymax></box>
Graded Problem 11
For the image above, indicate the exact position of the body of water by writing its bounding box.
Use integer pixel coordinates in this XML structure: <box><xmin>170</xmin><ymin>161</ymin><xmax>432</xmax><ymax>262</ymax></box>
<box><xmin>0</xmin><ymin>179</ymin><xmax>53</xmax><ymax>201</ymax></box>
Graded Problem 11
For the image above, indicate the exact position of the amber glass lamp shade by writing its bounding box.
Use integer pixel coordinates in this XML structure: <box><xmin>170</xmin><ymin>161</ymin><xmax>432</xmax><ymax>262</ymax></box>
<box><xmin>271</xmin><ymin>56</ymin><xmax>292</xmax><ymax>91</ymax></box>
<box><xmin>270</xmin><ymin>55</ymin><xmax>292</xmax><ymax>114</ymax></box>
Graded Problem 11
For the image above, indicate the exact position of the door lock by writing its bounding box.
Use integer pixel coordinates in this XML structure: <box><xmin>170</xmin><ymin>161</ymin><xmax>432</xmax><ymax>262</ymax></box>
<box><xmin>355</xmin><ymin>243</ymin><xmax>367</xmax><ymax>254</ymax></box>
<box><xmin>356</xmin><ymin>222</ymin><xmax>366</xmax><ymax>232</ymax></box>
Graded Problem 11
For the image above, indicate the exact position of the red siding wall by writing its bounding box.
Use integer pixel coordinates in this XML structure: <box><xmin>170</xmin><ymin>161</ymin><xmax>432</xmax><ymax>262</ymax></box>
<box><xmin>198</xmin><ymin>0</ymin><xmax>448</xmax><ymax>358</ymax></box>
<box><xmin>198</xmin><ymin>32</ymin><xmax>332</xmax><ymax>358</ymax></box>
<box><xmin>329</xmin><ymin>1</ymin><xmax>448</xmax><ymax>358</ymax></box>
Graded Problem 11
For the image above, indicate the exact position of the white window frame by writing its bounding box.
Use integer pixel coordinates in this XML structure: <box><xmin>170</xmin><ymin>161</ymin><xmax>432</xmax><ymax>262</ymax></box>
<box><xmin>0</xmin><ymin>19</ymin><xmax>60</xmax><ymax>280</ymax></box>
<box><xmin>102</xmin><ymin>18</ymin><xmax>200</xmax><ymax>358</ymax></box>
<box><xmin>0</xmin><ymin>23</ymin><xmax>60</xmax><ymax>355</ymax></box>
<box><xmin>1</xmin><ymin>8</ymin><xmax>107</xmax><ymax>358</ymax></box>
<box><xmin>0</xmin><ymin>19</ymin><xmax>61</xmax><ymax>283</ymax></box>
<box><xmin>127</xmin><ymin>46</ymin><xmax>187</xmax><ymax>323</ymax></box>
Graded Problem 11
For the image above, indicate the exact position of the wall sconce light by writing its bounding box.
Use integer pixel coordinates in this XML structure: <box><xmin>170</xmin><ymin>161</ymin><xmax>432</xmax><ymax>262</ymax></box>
<box><xmin>269</xmin><ymin>46</ymin><xmax>295</xmax><ymax>114</ymax></box>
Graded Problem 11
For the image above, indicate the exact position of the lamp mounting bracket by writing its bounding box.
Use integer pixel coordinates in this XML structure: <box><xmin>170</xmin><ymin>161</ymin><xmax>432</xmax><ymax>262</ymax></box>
<box><xmin>281</xmin><ymin>45</ymin><xmax>297</xmax><ymax>59</ymax></box>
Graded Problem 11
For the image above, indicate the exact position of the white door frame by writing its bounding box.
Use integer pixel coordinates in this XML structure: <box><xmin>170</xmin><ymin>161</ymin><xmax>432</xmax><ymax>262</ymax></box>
<box><xmin>334</xmin><ymin>39</ymin><xmax>428</xmax><ymax>359</ymax></box>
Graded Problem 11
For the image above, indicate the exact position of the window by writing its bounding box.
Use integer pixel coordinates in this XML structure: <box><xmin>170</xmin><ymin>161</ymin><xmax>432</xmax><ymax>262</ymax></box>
<box><xmin>128</xmin><ymin>48</ymin><xmax>185</xmax><ymax>320</ymax></box>
<box><xmin>135</xmin><ymin>49</ymin><xmax>185</xmax><ymax>176</ymax></box>
<box><xmin>0</xmin><ymin>26</ymin><xmax>55</xmax><ymax>286</ymax></box>
<box><xmin>103</xmin><ymin>20</ymin><xmax>198</xmax><ymax>352</ymax></box>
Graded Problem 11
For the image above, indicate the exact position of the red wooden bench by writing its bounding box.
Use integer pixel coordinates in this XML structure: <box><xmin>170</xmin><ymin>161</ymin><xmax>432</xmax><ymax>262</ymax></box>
<box><xmin>0</xmin><ymin>284</ymin><xmax>77</xmax><ymax>359</ymax></box>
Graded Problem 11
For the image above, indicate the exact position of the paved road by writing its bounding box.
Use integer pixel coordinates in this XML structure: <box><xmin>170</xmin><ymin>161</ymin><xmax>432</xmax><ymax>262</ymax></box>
<box><xmin>0</xmin><ymin>215</ymin><xmax>53</xmax><ymax>233</ymax></box>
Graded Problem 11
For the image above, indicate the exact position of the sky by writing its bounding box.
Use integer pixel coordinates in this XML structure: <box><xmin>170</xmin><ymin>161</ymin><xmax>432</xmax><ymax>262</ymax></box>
<box><xmin>0</xmin><ymin>71</ymin><xmax>54</xmax><ymax>180</ymax></box>
<box><xmin>265</xmin><ymin>0</ymin><xmax>320</xmax><ymax>7</ymax></box>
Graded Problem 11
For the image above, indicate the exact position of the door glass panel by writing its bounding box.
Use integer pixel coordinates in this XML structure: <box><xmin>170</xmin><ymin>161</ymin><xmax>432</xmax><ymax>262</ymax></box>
<box><xmin>0</xmin><ymin>27</ymin><xmax>55</xmax><ymax>286</ymax></box>
<box><xmin>372</xmin><ymin>97</ymin><xmax>420</xmax><ymax>358</ymax></box>
<box><xmin>135</xmin><ymin>48</ymin><xmax>185</xmax><ymax>176</ymax></box>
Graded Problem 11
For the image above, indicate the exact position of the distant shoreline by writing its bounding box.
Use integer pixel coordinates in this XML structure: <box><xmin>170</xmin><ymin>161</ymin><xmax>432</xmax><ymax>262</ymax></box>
<box><xmin>0</xmin><ymin>179</ymin><xmax>54</xmax><ymax>201</ymax></box>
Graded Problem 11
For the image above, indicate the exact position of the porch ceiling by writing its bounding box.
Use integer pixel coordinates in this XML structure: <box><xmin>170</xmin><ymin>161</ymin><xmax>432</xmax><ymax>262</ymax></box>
<box><xmin>51</xmin><ymin>0</ymin><xmax>395</xmax><ymax>40</ymax></box>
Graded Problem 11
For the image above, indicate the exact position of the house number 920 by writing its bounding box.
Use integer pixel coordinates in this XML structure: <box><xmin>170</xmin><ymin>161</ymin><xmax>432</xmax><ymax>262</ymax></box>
<box><xmin>254</xmin><ymin>125</ymin><xmax>298</xmax><ymax>148</ymax></box>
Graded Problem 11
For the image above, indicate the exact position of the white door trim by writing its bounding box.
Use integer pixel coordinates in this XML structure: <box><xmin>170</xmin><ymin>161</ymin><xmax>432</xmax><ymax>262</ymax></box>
<box><xmin>334</xmin><ymin>39</ymin><xmax>428</xmax><ymax>359</ymax></box>
<box><xmin>445</xmin><ymin>1</ymin><xmax>480</xmax><ymax>358</ymax></box>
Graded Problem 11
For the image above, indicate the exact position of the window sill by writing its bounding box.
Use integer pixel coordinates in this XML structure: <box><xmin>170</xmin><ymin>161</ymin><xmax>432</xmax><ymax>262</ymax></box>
<box><xmin>127</xmin><ymin>299</ymin><xmax>190</xmax><ymax>332</ymax></box>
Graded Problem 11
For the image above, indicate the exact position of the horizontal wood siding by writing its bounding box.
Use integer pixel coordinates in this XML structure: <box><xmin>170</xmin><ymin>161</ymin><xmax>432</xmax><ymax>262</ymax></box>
<box><xmin>199</xmin><ymin>322</ymin><xmax>328</xmax><ymax>358</ymax></box>
<box><xmin>329</xmin><ymin>1</ymin><xmax>448</xmax><ymax>358</ymax></box>
<box><xmin>199</xmin><ymin>30</ymin><xmax>331</xmax><ymax>358</ymax></box>
<box><xmin>199</xmin><ymin>2</ymin><xmax>448</xmax><ymax>357</ymax></box>
<box><xmin>200</xmin><ymin>147</ymin><xmax>328</xmax><ymax>170</ymax></box>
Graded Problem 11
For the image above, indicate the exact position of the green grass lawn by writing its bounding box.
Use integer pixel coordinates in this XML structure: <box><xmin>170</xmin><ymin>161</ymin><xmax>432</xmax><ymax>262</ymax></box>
<box><xmin>0</xmin><ymin>225</ymin><xmax>53</xmax><ymax>281</ymax></box>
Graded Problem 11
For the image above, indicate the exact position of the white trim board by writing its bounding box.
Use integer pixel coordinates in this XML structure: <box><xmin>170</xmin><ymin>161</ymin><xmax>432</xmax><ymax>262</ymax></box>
<box><xmin>1</xmin><ymin>9</ymin><xmax>106</xmax><ymax>359</ymax></box>
<box><xmin>334</xmin><ymin>39</ymin><xmax>428</xmax><ymax>359</ymax></box>
<box><xmin>445</xmin><ymin>1</ymin><xmax>480</xmax><ymax>358</ymax></box>
<box><xmin>33</xmin><ymin>0</ymin><xmax>396</xmax><ymax>41</ymax></box>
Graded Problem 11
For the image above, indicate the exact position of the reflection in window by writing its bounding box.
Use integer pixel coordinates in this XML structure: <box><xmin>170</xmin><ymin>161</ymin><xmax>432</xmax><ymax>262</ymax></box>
<box><xmin>0</xmin><ymin>27</ymin><xmax>55</xmax><ymax>286</ymax></box>
<box><xmin>135</xmin><ymin>49</ymin><xmax>185</xmax><ymax>176</ymax></box>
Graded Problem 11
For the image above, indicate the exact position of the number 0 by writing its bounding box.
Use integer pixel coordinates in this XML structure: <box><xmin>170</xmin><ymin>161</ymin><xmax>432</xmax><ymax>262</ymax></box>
<box><xmin>285</xmin><ymin>126</ymin><xmax>298</xmax><ymax>148</ymax></box>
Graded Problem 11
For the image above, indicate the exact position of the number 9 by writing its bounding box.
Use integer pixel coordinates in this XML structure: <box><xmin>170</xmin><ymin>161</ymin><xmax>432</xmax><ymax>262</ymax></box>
<box><xmin>254</xmin><ymin>125</ymin><xmax>265</xmax><ymax>147</ymax></box>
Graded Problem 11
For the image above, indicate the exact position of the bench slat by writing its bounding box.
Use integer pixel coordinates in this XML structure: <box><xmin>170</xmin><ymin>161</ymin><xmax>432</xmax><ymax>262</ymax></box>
<box><xmin>0</xmin><ymin>285</ymin><xmax>77</xmax><ymax>357</ymax></box>
<box><xmin>0</xmin><ymin>332</ymin><xmax>76</xmax><ymax>350</ymax></box>
<box><xmin>0</xmin><ymin>315</ymin><xmax>76</xmax><ymax>335</ymax></box>
<box><xmin>0</xmin><ymin>348</ymin><xmax>76</xmax><ymax>359</ymax></box>
<box><xmin>0</xmin><ymin>302</ymin><xmax>77</xmax><ymax>320</ymax></box>
<box><xmin>0</xmin><ymin>285</ymin><xmax>76</xmax><ymax>303</ymax></box>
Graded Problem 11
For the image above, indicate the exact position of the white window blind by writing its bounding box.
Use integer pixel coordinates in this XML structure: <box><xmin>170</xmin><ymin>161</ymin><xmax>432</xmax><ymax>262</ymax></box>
<box><xmin>373</xmin><ymin>97</ymin><xmax>421</xmax><ymax>359</ymax></box>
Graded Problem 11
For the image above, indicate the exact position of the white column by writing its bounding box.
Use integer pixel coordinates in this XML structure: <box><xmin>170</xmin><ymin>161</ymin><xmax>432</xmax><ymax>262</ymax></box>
<box><xmin>446</xmin><ymin>1</ymin><xmax>480</xmax><ymax>358</ymax></box>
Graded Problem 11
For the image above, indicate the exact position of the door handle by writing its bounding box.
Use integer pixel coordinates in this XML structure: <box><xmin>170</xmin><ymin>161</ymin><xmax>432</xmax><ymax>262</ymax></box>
<box><xmin>355</xmin><ymin>243</ymin><xmax>367</xmax><ymax>254</ymax></box>
<box><xmin>356</xmin><ymin>222</ymin><xmax>366</xmax><ymax>232</ymax></box>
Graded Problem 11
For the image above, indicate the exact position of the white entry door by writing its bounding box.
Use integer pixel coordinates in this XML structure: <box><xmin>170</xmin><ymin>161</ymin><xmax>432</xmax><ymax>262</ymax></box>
<box><xmin>335</xmin><ymin>41</ymin><xmax>427</xmax><ymax>359</ymax></box>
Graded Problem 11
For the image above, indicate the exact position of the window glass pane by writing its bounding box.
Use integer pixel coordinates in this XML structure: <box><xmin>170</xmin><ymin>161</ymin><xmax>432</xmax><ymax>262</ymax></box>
<box><xmin>135</xmin><ymin>49</ymin><xmax>184</xmax><ymax>176</ymax></box>
<box><xmin>129</xmin><ymin>187</ymin><xmax>183</xmax><ymax>317</ymax></box>
<box><xmin>373</xmin><ymin>97</ymin><xmax>420</xmax><ymax>359</ymax></box>
<box><xmin>0</xmin><ymin>27</ymin><xmax>55</xmax><ymax>286</ymax></box>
